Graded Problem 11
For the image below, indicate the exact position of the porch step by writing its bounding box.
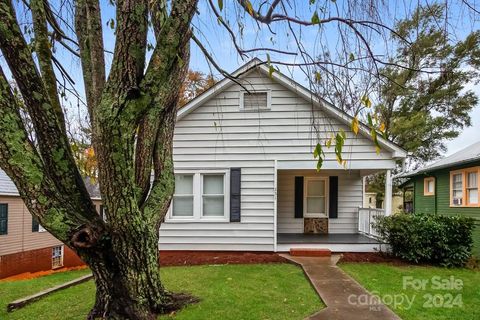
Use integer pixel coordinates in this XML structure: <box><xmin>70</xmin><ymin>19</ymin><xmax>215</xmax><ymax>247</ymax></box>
<box><xmin>289</xmin><ymin>248</ymin><xmax>331</xmax><ymax>257</ymax></box>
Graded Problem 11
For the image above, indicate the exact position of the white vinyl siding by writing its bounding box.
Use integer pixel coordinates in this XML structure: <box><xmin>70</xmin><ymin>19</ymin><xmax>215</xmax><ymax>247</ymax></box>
<box><xmin>159</xmin><ymin>69</ymin><xmax>394</xmax><ymax>251</ymax></box>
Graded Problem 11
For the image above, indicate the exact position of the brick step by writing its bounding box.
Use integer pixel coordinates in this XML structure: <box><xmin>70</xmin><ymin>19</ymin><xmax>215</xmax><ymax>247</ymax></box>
<box><xmin>289</xmin><ymin>248</ymin><xmax>332</xmax><ymax>257</ymax></box>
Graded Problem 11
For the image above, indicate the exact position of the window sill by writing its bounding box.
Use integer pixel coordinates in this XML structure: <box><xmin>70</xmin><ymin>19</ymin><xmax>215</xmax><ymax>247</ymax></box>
<box><xmin>165</xmin><ymin>218</ymin><xmax>230</xmax><ymax>223</ymax></box>
<box><xmin>449</xmin><ymin>205</ymin><xmax>480</xmax><ymax>208</ymax></box>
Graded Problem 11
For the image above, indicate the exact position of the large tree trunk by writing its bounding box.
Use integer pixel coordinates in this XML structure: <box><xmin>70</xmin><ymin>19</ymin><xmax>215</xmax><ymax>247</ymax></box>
<box><xmin>83</xmin><ymin>221</ymin><xmax>176</xmax><ymax>320</ymax></box>
<box><xmin>0</xmin><ymin>1</ymin><xmax>199</xmax><ymax>319</ymax></box>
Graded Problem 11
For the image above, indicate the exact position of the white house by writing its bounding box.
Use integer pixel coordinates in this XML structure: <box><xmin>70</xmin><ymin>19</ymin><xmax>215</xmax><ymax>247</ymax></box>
<box><xmin>159</xmin><ymin>59</ymin><xmax>407</xmax><ymax>253</ymax></box>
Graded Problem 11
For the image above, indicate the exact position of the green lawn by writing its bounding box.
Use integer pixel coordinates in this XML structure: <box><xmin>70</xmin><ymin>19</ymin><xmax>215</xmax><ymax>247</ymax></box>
<box><xmin>1</xmin><ymin>264</ymin><xmax>323</xmax><ymax>320</ymax></box>
<box><xmin>340</xmin><ymin>263</ymin><xmax>480</xmax><ymax>320</ymax></box>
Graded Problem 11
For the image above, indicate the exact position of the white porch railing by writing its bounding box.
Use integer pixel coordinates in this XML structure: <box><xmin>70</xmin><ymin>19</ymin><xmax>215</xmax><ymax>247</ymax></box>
<box><xmin>358</xmin><ymin>207</ymin><xmax>384</xmax><ymax>238</ymax></box>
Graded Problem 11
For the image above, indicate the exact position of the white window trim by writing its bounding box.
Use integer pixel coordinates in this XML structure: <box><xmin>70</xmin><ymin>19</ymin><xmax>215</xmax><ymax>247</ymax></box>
<box><xmin>38</xmin><ymin>224</ymin><xmax>47</xmax><ymax>232</ymax></box>
<box><xmin>239</xmin><ymin>90</ymin><xmax>272</xmax><ymax>111</ymax></box>
<box><xmin>52</xmin><ymin>245</ymin><xmax>64</xmax><ymax>269</ymax></box>
<box><xmin>304</xmin><ymin>177</ymin><xmax>329</xmax><ymax>218</ymax></box>
<box><xmin>170</xmin><ymin>173</ymin><xmax>196</xmax><ymax>220</ymax></box>
<box><xmin>167</xmin><ymin>169</ymin><xmax>230</xmax><ymax>222</ymax></box>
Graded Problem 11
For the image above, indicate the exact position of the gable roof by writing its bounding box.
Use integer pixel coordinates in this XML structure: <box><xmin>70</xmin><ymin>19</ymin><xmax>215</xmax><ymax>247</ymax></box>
<box><xmin>398</xmin><ymin>140</ymin><xmax>480</xmax><ymax>178</ymax></box>
<box><xmin>178</xmin><ymin>58</ymin><xmax>407</xmax><ymax>159</ymax></box>
<box><xmin>0</xmin><ymin>169</ymin><xmax>20</xmax><ymax>196</ymax></box>
<box><xmin>0</xmin><ymin>169</ymin><xmax>101</xmax><ymax>199</ymax></box>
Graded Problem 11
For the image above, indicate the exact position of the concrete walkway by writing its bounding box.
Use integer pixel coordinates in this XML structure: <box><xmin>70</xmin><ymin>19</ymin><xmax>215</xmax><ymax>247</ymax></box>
<box><xmin>281</xmin><ymin>254</ymin><xmax>401</xmax><ymax>320</ymax></box>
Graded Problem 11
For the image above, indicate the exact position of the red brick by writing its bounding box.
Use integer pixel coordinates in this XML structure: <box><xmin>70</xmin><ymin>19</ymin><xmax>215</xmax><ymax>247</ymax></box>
<box><xmin>289</xmin><ymin>248</ymin><xmax>331</xmax><ymax>257</ymax></box>
<box><xmin>0</xmin><ymin>246</ymin><xmax>85</xmax><ymax>279</ymax></box>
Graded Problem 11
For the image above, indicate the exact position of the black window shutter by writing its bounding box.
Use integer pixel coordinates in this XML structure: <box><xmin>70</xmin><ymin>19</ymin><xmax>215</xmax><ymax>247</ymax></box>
<box><xmin>329</xmin><ymin>176</ymin><xmax>338</xmax><ymax>218</ymax></box>
<box><xmin>230</xmin><ymin>168</ymin><xmax>241</xmax><ymax>222</ymax></box>
<box><xmin>0</xmin><ymin>204</ymin><xmax>8</xmax><ymax>235</ymax></box>
<box><xmin>294</xmin><ymin>176</ymin><xmax>304</xmax><ymax>218</ymax></box>
<box><xmin>32</xmin><ymin>217</ymin><xmax>39</xmax><ymax>232</ymax></box>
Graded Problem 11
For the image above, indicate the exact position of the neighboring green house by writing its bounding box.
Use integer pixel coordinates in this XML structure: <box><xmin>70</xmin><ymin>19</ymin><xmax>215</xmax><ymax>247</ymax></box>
<box><xmin>398</xmin><ymin>141</ymin><xmax>480</xmax><ymax>256</ymax></box>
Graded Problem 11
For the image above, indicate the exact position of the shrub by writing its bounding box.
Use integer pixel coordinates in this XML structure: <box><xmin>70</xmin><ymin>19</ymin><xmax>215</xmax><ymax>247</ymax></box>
<box><xmin>374</xmin><ymin>212</ymin><xmax>475</xmax><ymax>267</ymax></box>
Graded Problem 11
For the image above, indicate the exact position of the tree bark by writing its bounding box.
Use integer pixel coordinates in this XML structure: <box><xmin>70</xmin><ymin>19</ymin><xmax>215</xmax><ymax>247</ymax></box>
<box><xmin>0</xmin><ymin>0</ymin><xmax>199</xmax><ymax>318</ymax></box>
<box><xmin>82</xmin><ymin>224</ymin><xmax>174</xmax><ymax>320</ymax></box>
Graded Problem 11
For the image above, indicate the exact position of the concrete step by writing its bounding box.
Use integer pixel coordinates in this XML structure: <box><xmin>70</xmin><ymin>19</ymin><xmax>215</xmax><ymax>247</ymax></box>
<box><xmin>289</xmin><ymin>248</ymin><xmax>331</xmax><ymax>257</ymax></box>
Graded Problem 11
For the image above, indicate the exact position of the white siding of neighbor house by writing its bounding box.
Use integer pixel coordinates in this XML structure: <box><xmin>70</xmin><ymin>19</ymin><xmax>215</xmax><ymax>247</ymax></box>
<box><xmin>159</xmin><ymin>68</ymin><xmax>394</xmax><ymax>251</ymax></box>
<box><xmin>277</xmin><ymin>169</ymin><xmax>362</xmax><ymax>234</ymax></box>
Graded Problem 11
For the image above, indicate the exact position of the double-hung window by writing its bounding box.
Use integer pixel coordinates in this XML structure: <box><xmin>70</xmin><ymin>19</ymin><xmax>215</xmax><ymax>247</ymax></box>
<box><xmin>450</xmin><ymin>167</ymin><xmax>480</xmax><ymax>207</ymax></box>
<box><xmin>452</xmin><ymin>173</ymin><xmax>463</xmax><ymax>206</ymax></box>
<box><xmin>202</xmin><ymin>175</ymin><xmax>225</xmax><ymax>217</ymax></box>
<box><xmin>170</xmin><ymin>171</ymin><xmax>228</xmax><ymax>221</ymax></box>
<box><xmin>467</xmin><ymin>171</ymin><xmax>478</xmax><ymax>205</ymax></box>
<box><xmin>52</xmin><ymin>245</ymin><xmax>64</xmax><ymax>269</ymax></box>
<box><xmin>0</xmin><ymin>204</ymin><xmax>7</xmax><ymax>235</ymax></box>
<box><xmin>172</xmin><ymin>174</ymin><xmax>194</xmax><ymax>218</ymax></box>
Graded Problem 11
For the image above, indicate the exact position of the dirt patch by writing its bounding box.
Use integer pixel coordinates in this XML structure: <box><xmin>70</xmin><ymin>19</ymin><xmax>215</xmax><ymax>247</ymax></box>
<box><xmin>0</xmin><ymin>265</ymin><xmax>88</xmax><ymax>282</ymax></box>
<box><xmin>339</xmin><ymin>252</ymin><xmax>408</xmax><ymax>265</ymax></box>
<box><xmin>159</xmin><ymin>251</ymin><xmax>288</xmax><ymax>266</ymax></box>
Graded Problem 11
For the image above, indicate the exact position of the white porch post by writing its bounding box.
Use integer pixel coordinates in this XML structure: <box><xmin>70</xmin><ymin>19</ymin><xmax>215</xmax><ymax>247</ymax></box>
<box><xmin>384</xmin><ymin>169</ymin><xmax>393</xmax><ymax>216</ymax></box>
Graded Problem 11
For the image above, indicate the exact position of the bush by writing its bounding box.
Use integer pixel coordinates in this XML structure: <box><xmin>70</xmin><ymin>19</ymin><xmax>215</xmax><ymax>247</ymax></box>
<box><xmin>374</xmin><ymin>212</ymin><xmax>475</xmax><ymax>267</ymax></box>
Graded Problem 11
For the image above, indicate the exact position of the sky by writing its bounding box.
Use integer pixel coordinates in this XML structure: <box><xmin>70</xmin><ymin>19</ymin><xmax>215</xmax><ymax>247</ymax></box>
<box><xmin>4</xmin><ymin>0</ymin><xmax>480</xmax><ymax>158</ymax></box>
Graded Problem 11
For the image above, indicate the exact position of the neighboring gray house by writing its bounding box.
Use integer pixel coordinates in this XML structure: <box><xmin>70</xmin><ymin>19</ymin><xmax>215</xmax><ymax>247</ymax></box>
<box><xmin>158</xmin><ymin>59</ymin><xmax>407</xmax><ymax>252</ymax></box>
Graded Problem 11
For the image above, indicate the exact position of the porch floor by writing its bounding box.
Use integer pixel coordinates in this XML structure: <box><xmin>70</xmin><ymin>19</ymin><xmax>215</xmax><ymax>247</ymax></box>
<box><xmin>277</xmin><ymin>233</ymin><xmax>380</xmax><ymax>244</ymax></box>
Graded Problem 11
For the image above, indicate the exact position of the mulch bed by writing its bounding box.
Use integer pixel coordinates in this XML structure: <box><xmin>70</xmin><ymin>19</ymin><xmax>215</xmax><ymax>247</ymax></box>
<box><xmin>159</xmin><ymin>251</ymin><xmax>288</xmax><ymax>266</ymax></box>
<box><xmin>1</xmin><ymin>266</ymin><xmax>88</xmax><ymax>282</ymax></box>
<box><xmin>339</xmin><ymin>252</ymin><xmax>408</xmax><ymax>265</ymax></box>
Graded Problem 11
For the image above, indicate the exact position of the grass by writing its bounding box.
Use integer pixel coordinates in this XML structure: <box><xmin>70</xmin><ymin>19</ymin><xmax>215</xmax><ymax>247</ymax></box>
<box><xmin>1</xmin><ymin>264</ymin><xmax>323</xmax><ymax>320</ymax></box>
<box><xmin>340</xmin><ymin>262</ymin><xmax>480</xmax><ymax>320</ymax></box>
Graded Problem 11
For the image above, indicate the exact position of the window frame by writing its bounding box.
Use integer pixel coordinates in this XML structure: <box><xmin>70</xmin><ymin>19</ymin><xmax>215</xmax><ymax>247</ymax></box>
<box><xmin>423</xmin><ymin>177</ymin><xmax>435</xmax><ymax>196</ymax></box>
<box><xmin>239</xmin><ymin>90</ymin><xmax>272</xmax><ymax>111</ymax></box>
<box><xmin>32</xmin><ymin>217</ymin><xmax>47</xmax><ymax>233</ymax></box>
<box><xmin>200</xmin><ymin>173</ymin><xmax>227</xmax><ymax>220</ymax></box>
<box><xmin>171</xmin><ymin>173</ymin><xmax>196</xmax><ymax>220</ymax></box>
<box><xmin>167</xmin><ymin>170</ymin><xmax>230</xmax><ymax>222</ymax></box>
<box><xmin>0</xmin><ymin>203</ymin><xmax>7</xmax><ymax>235</ymax></box>
<box><xmin>51</xmin><ymin>245</ymin><xmax>64</xmax><ymax>269</ymax></box>
<box><xmin>450</xmin><ymin>167</ymin><xmax>480</xmax><ymax>207</ymax></box>
<box><xmin>303</xmin><ymin>176</ymin><xmax>329</xmax><ymax>218</ymax></box>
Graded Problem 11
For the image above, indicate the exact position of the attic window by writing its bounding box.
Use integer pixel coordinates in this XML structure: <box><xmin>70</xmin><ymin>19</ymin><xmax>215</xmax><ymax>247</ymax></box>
<box><xmin>240</xmin><ymin>91</ymin><xmax>270</xmax><ymax>111</ymax></box>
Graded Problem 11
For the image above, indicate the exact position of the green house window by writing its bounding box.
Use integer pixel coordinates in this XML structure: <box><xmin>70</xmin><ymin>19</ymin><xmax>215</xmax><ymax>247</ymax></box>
<box><xmin>0</xmin><ymin>204</ymin><xmax>8</xmax><ymax>235</ymax></box>
<box><xmin>467</xmin><ymin>171</ymin><xmax>478</xmax><ymax>205</ymax></box>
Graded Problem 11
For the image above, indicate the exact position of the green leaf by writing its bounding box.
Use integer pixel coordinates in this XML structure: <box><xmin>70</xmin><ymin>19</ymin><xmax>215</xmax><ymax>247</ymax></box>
<box><xmin>335</xmin><ymin>132</ymin><xmax>345</xmax><ymax>165</ymax></box>
<box><xmin>218</xmin><ymin>0</ymin><xmax>223</xmax><ymax>11</ymax></box>
<box><xmin>311</xmin><ymin>11</ymin><xmax>320</xmax><ymax>24</ymax></box>
<box><xmin>361</xmin><ymin>95</ymin><xmax>372</xmax><ymax>108</ymax></box>
<box><xmin>314</xmin><ymin>71</ymin><xmax>321</xmax><ymax>83</ymax></box>
<box><xmin>367</xmin><ymin>113</ymin><xmax>373</xmax><ymax>127</ymax></box>
<box><xmin>313</xmin><ymin>143</ymin><xmax>325</xmax><ymax>171</ymax></box>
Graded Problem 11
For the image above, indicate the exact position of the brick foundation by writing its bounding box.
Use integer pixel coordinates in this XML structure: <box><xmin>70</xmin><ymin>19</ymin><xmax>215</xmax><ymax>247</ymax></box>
<box><xmin>0</xmin><ymin>246</ymin><xmax>84</xmax><ymax>279</ymax></box>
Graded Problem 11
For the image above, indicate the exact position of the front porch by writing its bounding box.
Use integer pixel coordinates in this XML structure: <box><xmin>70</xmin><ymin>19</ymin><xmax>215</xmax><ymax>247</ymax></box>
<box><xmin>276</xmin><ymin>231</ymin><xmax>384</xmax><ymax>253</ymax></box>
<box><xmin>274</xmin><ymin>167</ymin><xmax>391</xmax><ymax>252</ymax></box>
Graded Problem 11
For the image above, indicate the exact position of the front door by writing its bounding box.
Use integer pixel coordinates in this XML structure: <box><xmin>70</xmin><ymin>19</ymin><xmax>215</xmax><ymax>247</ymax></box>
<box><xmin>303</xmin><ymin>177</ymin><xmax>328</xmax><ymax>234</ymax></box>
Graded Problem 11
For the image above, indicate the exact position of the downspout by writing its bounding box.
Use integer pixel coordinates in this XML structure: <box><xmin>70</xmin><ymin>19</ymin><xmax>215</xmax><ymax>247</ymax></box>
<box><xmin>273</xmin><ymin>160</ymin><xmax>278</xmax><ymax>252</ymax></box>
